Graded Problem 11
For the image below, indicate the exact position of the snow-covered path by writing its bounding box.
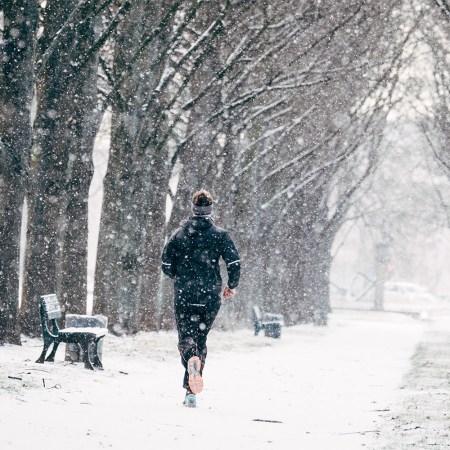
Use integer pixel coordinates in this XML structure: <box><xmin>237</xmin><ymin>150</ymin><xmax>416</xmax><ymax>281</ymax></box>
<box><xmin>0</xmin><ymin>309</ymin><xmax>425</xmax><ymax>449</ymax></box>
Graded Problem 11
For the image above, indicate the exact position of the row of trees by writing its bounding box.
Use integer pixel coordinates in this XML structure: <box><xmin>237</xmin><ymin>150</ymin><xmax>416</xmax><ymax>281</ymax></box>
<box><xmin>329</xmin><ymin>0</ymin><xmax>450</xmax><ymax>311</ymax></box>
<box><xmin>422</xmin><ymin>2</ymin><xmax>450</xmax><ymax>177</ymax></box>
<box><xmin>332</xmin><ymin>120</ymin><xmax>450</xmax><ymax>311</ymax></box>
<box><xmin>0</xmin><ymin>0</ymin><xmax>443</xmax><ymax>343</ymax></box>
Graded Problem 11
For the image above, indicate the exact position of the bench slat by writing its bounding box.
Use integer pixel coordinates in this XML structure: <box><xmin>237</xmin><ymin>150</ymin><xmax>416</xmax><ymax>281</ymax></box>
<box><xmin>41</xmin><ymin>294</ymin><xmax>59</xmax><ymax>305</ymax></box>
<box><xmin>41</xmin><ymin>294</ymin><xmax>62</xmax><ymax>319</ymax></box>
<box><xmin>60</xmin><ymin>327</ymin><xmax>107</xmax><ymax>337</ymax></box>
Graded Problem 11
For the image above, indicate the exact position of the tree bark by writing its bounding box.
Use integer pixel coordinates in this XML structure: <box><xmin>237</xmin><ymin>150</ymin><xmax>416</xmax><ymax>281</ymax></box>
<box><xmin>373</xmin><ymin>239</ymin><xmax>390</xmax><ymax>311</ymax></box>
<box><xmin>21</xmin><ymin>0</ymin><xmax>101</xmax><ymax>335</ymax></box>
<box><xmin>0</xmin><ymin>0</ymin><xmax>38</xmax><ymax>344</ymax></box>
<box><xmin>93</xmin><ymin>0</ymin><xmax>169</xmax><ymax>333</ymax></box>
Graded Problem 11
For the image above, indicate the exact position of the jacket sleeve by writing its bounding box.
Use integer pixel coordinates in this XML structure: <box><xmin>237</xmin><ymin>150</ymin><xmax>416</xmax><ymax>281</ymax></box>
<box><xmin>161</xmin><ymin>232</ymin><xmax>178</xmax><ymax>279</ymax></box>
<box><xmin>220</xmin><ymin>232</ymin><xmax>241</xmax><ymax>289</ymax></box>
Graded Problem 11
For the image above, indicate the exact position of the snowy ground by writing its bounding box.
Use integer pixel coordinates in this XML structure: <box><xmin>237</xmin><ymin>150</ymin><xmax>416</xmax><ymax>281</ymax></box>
<box><xmin>1</xmin><ymin>306</ymin><xmax>449</xmax><ymax>450</ymax></box>
<box><xmin>375</xmin><ymin>308</ymin><xmax>450</xmax><ymax>449</ymax></box>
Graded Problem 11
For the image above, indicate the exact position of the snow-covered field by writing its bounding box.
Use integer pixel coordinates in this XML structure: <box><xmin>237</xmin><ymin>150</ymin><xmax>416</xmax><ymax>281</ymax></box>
<box><xmin>1</xmin><ymin>307</ymin><xmax>448</xmax><ymax>450</ymax></box>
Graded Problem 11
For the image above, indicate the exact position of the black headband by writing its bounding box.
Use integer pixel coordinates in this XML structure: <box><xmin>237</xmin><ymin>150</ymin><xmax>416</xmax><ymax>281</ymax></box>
<box><xmin>191</xmin><ymin>203</ymin><xmax>213</xmax><ymax>215</ymax></box>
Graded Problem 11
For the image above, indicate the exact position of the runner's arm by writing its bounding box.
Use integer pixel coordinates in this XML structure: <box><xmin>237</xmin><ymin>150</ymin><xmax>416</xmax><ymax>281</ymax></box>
<box><xmin>220</xmin><ymin>232</ymin><xmax>240</xmax><ymax>289</ymax></box>
<box><xmin>161</xmin><ymin>234</ymin><xmax>178</xmax><ymax>278</ymax></box>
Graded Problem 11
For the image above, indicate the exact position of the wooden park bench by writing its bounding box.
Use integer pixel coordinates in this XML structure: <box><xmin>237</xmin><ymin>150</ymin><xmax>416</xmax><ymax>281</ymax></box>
<box><xmin>36</xmin><ymin>294</ymin><xmax>107</xmax><ymax>370</ymax></box>
<box><xmin>252</xmin><ymin>305</ymin><xmax>283</xmax><ymax>339</ymax></box>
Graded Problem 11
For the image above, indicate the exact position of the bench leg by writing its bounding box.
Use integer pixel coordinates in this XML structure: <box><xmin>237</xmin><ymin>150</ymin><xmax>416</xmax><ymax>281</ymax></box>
<box><xmin>92</xmin><ymin>339</ymin><xmax>104</xmax><ymax>370</ymax></box>
<box><xmin>36</xmin><ymin>338</ymin><xmax>53</xmax><ymax>364</ymax></box>
<box><xmin>45</xmin><ymin>341</ymin><xmax>60</xmax><ymax>362</ymax></box>
<box><xmin>80</xmin><ymin>338</ymin><xmax>95</xmax><ymax>370</ymax></box>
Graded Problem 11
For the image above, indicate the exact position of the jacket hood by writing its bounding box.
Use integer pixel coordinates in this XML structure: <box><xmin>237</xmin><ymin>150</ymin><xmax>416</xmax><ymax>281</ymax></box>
<box><xmin>181</xmin><ymin>216</ymin><xmax>214</xmax><ymax>235</ymax></box>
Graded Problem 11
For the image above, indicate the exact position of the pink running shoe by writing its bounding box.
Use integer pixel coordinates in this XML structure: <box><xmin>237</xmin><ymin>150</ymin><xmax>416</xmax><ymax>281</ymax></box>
<box><xmin>187</xmin><ymin>356</ymin><xmax>203</xmax><ymax>394</ymax></box>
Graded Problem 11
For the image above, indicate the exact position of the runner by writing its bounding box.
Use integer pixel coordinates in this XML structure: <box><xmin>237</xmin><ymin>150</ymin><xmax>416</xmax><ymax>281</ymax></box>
<box><xmin>162</xmin><ymin>189</ymin><xmax>240</xmax><ymax>407</ymax></box>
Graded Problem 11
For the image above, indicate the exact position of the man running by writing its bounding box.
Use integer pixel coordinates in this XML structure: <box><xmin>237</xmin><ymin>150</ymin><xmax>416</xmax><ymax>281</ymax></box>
<box><xmin>162</xmin><ymin>189</ymin><xmax>240</xmax><ymax>407</ymax></box>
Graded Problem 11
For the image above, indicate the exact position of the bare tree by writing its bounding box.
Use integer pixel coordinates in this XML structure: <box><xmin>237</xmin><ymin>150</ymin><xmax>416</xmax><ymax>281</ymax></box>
<box><xmin>0</xmin><ymin>0</ymin><xmax>38</xmax><ymax>344</ymax></box>
<box><xmin>4</xmin><ymin>0</ymin><xmax>423</xmax><ymax>337</ymax></box>
<box><xmin>21</xmin><ymin>0</ymin><xmax>122</xmax><ymax>335</ymax></box>
<box><xmin>166</xmin><ymin>0</ymin><xmax>412</xmax><ymax>326</ymax></box>
<box><xmin>93</xmin><ymin>0</ymin><xmax>249</xmax><ymax>332</ymax></box>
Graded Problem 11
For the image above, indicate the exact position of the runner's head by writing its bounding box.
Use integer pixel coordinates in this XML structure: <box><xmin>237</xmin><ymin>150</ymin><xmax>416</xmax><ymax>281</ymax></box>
<box><xmin>192</xmin><ymin>189</ymin><xmax>213</xmax><ymax>216</ymax></box>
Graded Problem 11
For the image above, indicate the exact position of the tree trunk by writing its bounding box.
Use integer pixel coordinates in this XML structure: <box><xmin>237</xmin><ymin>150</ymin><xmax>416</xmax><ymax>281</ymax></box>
<box><xmin>0</xmin><ymin>0</ymin><xmax>38</xmax><ymax>344</ymax></box>
<box><xmin>276</xmin><ymin>189</ymin><xmax>334</xmax><ymax>325</ymax></box>
<box><xmin>93</xmin><ymin>0</ymin><xmax>169</xmax><ymax>333</ymax></box>
<box><xmin>137</xmin><ymin>165</ymin><xmax>169</xmax><ymax>331</ymax></box>
<box><xmin>373</xmin><ymin>240</ymin><xmax>389</xmax><ymax>311</ymax></box>
<box><xmin>21</xmin><ymin>0</ymin><xmax>100</xmax><ymax>335</ymax></box>
<box><xmin>91</xmin><ymin>142</ymin><xmax>122</xmax><ymax>328</ymax></box>
<box><xmin>57</xmin><ymin>11</ymin><xmax>101</xmax><ymax>314</ymax></box>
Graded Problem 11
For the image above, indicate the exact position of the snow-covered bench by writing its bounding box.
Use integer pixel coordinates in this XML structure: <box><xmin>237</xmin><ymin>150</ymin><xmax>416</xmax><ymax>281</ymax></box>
<box><xmin>252</xmin><ymin>305</ymin><xmax>283</xmax><ymax>339</ymax></box>
<box><xmin>35</xmin><ymin>294</ymin><xmax>107</xmax><ymax>370</ymax></box>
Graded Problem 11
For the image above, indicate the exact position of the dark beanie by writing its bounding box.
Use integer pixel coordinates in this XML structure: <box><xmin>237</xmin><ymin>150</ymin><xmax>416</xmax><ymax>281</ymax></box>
<box><xmin>191</xmin><ymin>189</ymin><xmax>213</xmax><ymax>216</ymax></box>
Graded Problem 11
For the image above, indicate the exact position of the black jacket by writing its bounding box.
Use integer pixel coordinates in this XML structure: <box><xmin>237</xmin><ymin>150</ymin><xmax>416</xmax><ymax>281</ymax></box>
<box><xmin>161</xmin><ymin>216</ymin><xmax>240</xmax><ymax>294</ymax></box>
